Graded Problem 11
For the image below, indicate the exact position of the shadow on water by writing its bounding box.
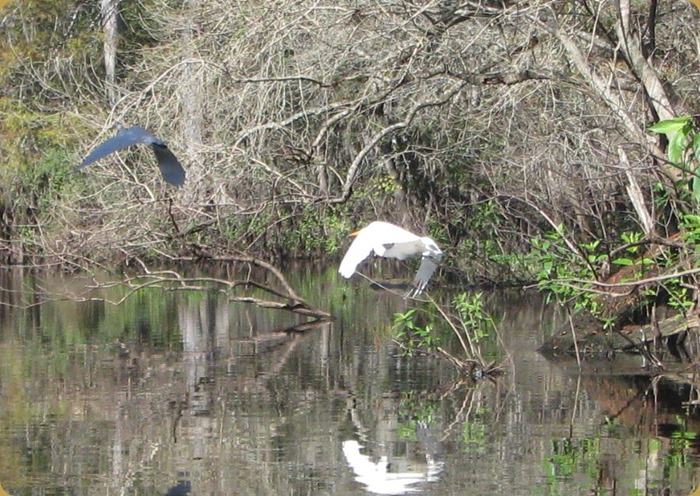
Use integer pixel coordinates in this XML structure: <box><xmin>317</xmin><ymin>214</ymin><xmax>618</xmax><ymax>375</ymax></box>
<box><xmin>0</xmin><ymin>266</ymin><xmax>699</xmax><ymax>494</ymax></box>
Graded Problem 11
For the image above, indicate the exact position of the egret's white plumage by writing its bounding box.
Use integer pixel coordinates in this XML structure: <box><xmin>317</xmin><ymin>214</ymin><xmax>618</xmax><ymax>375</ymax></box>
<box><xmin>342</xmin><ymin>440</ymin><xmax>443</xmax><ymax>494</ymax></box>
<box><xmin>339</xmin><ymin>221</ymin><xmax>442</xmax><ymax>296</ymax></box>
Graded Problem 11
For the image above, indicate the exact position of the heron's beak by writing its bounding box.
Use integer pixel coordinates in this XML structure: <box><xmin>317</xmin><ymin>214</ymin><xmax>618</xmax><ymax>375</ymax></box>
<box><xmin>349</xmin><ymin>229</ymin><xmax>362</xmax><ymax>237</ymax></box>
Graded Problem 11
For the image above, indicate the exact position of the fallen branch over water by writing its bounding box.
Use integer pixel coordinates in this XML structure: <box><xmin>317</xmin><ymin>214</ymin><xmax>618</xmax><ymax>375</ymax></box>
<box><xmin>79</xmin><ymin>257</ymin><xmax>333</xmax><ymax>322</ymax></box>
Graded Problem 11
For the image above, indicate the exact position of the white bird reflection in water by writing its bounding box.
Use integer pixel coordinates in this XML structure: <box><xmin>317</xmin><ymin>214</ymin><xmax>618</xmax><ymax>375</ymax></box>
<box><xmin>342</xmin><ymin>440</ymin><xmax>444</xmax><ymax>495</ymax></box>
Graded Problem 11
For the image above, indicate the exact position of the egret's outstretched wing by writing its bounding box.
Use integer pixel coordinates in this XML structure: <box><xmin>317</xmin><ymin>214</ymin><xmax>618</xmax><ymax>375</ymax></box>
<box><xmin>339</xmin><ymin>230</ymin><xmax>376</xmax><ymax>278</ymax></box>
<box><xmin>151</xmin><ymin>144</ymin><xmax>186</xmax><ymax>187</ymax></box>
<box><xmin>381</xmin><ymin>238</ymin><xmax>426</xmax><ymax>260</ymax></box>
<box><xmin>409</xmin><ymin>252</ymin><xmax>442</xmax><ymax>296</ymax></box>
<box><xmin>78</xmin><ymin>126</ymin><xmax>157</xmax><ymax>169</ymax></box>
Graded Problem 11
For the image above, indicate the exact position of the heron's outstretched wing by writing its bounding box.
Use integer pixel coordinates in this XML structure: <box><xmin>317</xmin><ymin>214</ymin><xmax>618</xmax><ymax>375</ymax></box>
<box><xmin>78</xmin><ymin>126</ymin><xmax>158</xmax><ymax>169</ymax></box>
<box><xmin>151</xmin><ymin>144</ymin><xmax>186</xmax><ymax>187</ymax></box>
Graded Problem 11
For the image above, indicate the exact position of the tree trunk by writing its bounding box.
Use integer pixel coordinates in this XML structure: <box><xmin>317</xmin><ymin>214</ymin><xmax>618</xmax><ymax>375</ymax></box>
<box><xmin>181</xmin><ymin>0</ymin><xmax>204</xmax><ymax>203</ymax></box>
<box><xmin>100</xmin><ymin>0</ymin><xmax>120</xmax><ymax>105</ymax></box>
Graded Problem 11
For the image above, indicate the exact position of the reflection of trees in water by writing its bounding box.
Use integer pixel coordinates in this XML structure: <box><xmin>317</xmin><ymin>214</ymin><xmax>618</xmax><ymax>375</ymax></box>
<box><xmin>114</xmin><ymin>288</ymin><xmax>454</xmax><ymax>494</ymax></box>
<box><xmin>581</xmin><ymin>373</ymin><xmax>700</xmax><ymax>439</ymax></box>
<box><xmin>5</xmin><ymin>279</ymin><xmax>700</xmax><ymax>494</ymax></box>
<box><xmin>535</xmin><ymin>362</ymin><xmax>700</xmax><ymax>494</ymax></box>
<box><xmin>0</xmin><ymin>282</ymin><xmax>556</xmax><ymax>494</ymax></box>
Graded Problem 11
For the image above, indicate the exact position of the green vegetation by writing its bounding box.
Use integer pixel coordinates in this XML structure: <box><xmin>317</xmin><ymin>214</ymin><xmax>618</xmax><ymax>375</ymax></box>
<box><xmin>394</xmin><ymin>308</ymin><xmax>438</xmax><ymax>352</ymax></box>
<box><xmin>1</xmin><ymin>1</ymin><xmax>700</xmax><ymax>356</ymax></box>
<box><xmin>392</xmin><ymin>291</ymin><xmax>501</xmax><ymax>375</ymax></box>
<box><xmin>520</xmin><ymin>115</ymin><xmax>700</xmax><ymax>341</ymax></box>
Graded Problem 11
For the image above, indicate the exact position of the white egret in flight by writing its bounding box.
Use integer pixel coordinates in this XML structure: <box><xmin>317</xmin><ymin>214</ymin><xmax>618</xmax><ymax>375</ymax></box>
<box><xmin>78</xmin><ymin>124</ymin><xmax>186</xmax><ymax>187</ymax></box>
<box><xmin>338</xmin><ymin>221</ymin><xmax>442</xmax><ymax>296</ymax></box>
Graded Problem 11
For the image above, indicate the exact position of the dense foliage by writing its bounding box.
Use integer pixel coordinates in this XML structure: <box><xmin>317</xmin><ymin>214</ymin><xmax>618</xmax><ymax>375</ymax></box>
<box><xmin>1</xmin><ymin>0</ymin><xmax>700</xmax><ymax>306</ymax></box>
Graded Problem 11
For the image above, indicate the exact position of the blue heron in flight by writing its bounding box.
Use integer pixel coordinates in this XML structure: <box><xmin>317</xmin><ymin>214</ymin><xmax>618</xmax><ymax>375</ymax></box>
<box><xmin>79</xmin><ymin>124</ymin><xmax>186</xmax><ymax>187</ymax></box>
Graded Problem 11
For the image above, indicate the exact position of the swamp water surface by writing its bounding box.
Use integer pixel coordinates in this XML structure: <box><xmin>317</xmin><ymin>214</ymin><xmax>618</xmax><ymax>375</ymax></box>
<box><xmin>0</xmin><ymin>266</ymin><xmax>699</xmax><ymax>495</ymax></box>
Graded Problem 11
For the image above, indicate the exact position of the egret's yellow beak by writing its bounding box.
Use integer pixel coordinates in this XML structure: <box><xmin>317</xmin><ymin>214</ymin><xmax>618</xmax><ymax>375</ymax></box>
<box><xmin>349</xmin><ymin>229</ymin><xmax>362</xmax><ymax>237</ymax></box>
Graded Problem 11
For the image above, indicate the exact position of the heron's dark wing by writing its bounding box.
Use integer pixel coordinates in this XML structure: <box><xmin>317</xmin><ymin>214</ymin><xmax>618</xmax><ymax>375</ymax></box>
<box><xmin>151</xmin><ymin>144</ymin><xmax>186</xmax><ymax>187</ymax></box>
<box><xmin>78</xmin><ymin>126</ymin><xmax>159</xmax><ymax>169</ymax></box>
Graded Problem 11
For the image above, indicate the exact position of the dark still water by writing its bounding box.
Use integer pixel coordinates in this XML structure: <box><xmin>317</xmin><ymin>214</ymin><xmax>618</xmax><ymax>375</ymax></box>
<box><xmin>0</xmin><ymin>266</ymin><xmax>698</xmax><ymax>495</ymax></box>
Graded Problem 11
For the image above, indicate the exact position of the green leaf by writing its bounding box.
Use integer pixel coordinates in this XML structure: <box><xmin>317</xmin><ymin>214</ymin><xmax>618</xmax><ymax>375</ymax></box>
<box><xmin>693</xmin><ymin>132</ymin><xmax>700</xmax><ymax>160</ymax></box>
<box><xmin>668</xmin><ymin>129</ymin><xmax>689</xmax><ymax>164</ymax></box>
<box><xmin>682</xmin><ymin>213</ymin><xmax>700</xmax><ymax>228</ymax></box>
<box><xmin>693</xmin><ymin>176</ymin><xmax>700</xmax><ymax>204</ymax></box>
<box><xmin>612</xmin><ymin>258</ymin><xmax>634</xmax><ymax>266</ymax></box>
<box><xmin>649</xmin><ymin>116</ymin><xmax>692</xmax><ymax>135</ymax></box>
